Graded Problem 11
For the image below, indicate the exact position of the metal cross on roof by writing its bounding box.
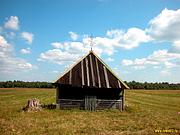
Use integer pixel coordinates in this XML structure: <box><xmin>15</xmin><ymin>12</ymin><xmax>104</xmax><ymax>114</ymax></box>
<box><xmin>89</xmin><ymin>35</ymin><xmax>94</xmax><ymax>51</ymax></box>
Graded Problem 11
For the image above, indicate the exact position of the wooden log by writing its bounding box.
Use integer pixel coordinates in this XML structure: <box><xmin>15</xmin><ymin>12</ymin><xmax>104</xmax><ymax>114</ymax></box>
<box><xmin>89</xmin><ymin>54</ymin><xmax>95</xmax><ymax>86</ymax></box>
<box><xmin>81</xmin><ymin>60</ymin><xmax>85</xmax><ymax>86</ymax></box>
<box><xmin>103</xmin><ymin>66</ymin><xmax>110</xmax><ymax>88</ymax></box>
<box><xmin>69</xmin><ymin>70</ymin><xmax>72</xmax><ymax>85</ymax></box>
<box><xmin>95</xmin><ymin>57</ymin><xmax>101</xmax><ymax>88</ymax></box>
<box><xmin>85</xmin><ymin>57</ymin><xmax>90</xmax><ymax>86</ymax></box>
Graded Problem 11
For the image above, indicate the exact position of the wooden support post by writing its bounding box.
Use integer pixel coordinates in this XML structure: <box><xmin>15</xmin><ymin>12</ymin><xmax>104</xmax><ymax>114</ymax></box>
<box><xmin>81</xmin><ymin>60</ymin><xmax>85</xmax><ymax>86</ymax></box>
<box><xmin>56</xmin><ymin>87</ymin><xmax>59</xmax><ymax>104</ymax></box>
<box><xmin>95</xmin><ymin>57</ymin><xmax>101</xmax><ymax>88</ymax></box>
<box><xmin>89</xmin><ymin>54</ymin><xmax>95</xmax><ymax>86</ymax></box>
<box><xmin>85</xmin><ymin>57</ymin><xmax>90</xmax><ymax>86</ymax></box>
<box><xmin>56</xmin><ymin>87</ymin><xmax>60</xmax><ymax>109</ymax></box>
<box><xmin>122</xmin><ymin>89</ymin><xmax>124</xmax><ymax>110</ymax></box>
<box><xmin>69</xmin><ymin>70</ymin><xmax>72</xmax><ymax>85</ymax></box>
<box><xmin>103</xmin><ymin>66</ymin><xmax>110</xmax><ymax>88</ymax></box>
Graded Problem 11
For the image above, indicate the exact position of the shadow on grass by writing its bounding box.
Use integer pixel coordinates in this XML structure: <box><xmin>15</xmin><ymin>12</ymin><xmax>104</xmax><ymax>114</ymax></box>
<box><xmin>41</xmin><ymin>103</ymin><xmax>56</xmax><ymax>109</ymax></box>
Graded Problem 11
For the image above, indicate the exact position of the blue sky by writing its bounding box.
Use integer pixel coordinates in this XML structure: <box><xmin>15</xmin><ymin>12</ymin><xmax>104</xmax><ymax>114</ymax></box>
<box><xmin>0</xmin><ymin>0</ymin><xmax>180</xmax><ymax>83</ymax></box>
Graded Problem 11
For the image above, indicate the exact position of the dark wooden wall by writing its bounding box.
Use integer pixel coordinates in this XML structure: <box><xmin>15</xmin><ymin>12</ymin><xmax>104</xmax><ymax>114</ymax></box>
<box><xmin>56</xmin><ymin>84</ymin><xmax>124</xmax><ymax>111</ymax></box>
<box><xmin>57</xmin><ymin>84</ymin><xmax>122</xmax><ymax>100</ymax></box>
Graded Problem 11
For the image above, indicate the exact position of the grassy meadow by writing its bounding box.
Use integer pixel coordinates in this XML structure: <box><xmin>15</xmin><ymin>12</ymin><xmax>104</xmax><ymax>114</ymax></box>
<box><xmin>0</xmin><ymin>88</ymin><xmax>180</xmax><ymax>135</ymax></box>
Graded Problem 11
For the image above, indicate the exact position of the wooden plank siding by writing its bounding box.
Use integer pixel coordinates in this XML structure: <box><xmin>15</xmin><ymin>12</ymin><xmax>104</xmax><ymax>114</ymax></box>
<box><xmin>57</xmin><ymin>98</ymin><xmax>123</xmax><ymax>111</ymax></box>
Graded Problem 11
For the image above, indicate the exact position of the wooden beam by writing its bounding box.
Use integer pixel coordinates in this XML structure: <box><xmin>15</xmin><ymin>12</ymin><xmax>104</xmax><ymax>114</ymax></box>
<box><xmin>118</xmin><ymin>80</ymin><xmax>121</xmax><ymax>88</ymax></box>
<box><xmin>69</xmin><ymin>70</ymin><xmax>72</xmax><ymax>85</ymax></box>
<box><xmin>89</xmin><ymin>54</ymin><xmax>95</xmax><ymax>86</ymax></box>
<box><xmin>103</xmin><ymin>66</ymin><xmax>110</xmax><ymax>88</ymax></box>
<box><xmin>122</xmin><ymin>89</ymin><xmax>124</xmax><ymax>110</ymax></box>
<box><xmin>56</xmin><ymin>87</ymin><xmax>59</xmax><ymax>104</ymax></box>
<box><xmin>81</xmin><ymin>60</ymin><xmax>85</xmax><ymax>86</ymax></box>
<box><xmin>95</xmin><ymin>57</ymin><xmax>101</xmax><ymax>88</ymax></box>
<box><xmin>85</xmin><ymin>57</ymin><xmax>90</xmax><ymax>86</ymax></box>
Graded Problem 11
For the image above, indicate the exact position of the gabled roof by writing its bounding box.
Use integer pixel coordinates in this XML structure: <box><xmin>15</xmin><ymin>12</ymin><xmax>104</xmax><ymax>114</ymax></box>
<box><xmin>55</xmin><ymin>51</ymin><xmax>129</xmax><ymax>89</ymax></box>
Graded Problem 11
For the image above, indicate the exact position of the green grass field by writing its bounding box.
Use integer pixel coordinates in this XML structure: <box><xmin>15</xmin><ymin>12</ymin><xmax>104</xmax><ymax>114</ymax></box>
<box><xmin>0</xmin><ymin>88</ymin><xmax>179</xmax><ymax>135</ymax></box>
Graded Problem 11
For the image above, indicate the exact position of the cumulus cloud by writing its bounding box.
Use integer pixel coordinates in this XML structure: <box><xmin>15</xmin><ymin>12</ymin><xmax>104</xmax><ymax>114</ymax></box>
<box><xmin>20</xmin><ymin>48</ymin><xmax>31</xmax><ymax>54</ymax></box>
<box><xmin>69</xmin><ymin>31</ymin><xmax>78</xmax><ymax>41</ymax></box>
<box><xmin>51</xmin><ymin>42</ymin><xmax>63</xmax><ymax>49</ymax></box>
<box><xmin>107</xmin><ymin>28</ymin><xmax>151</xmax><ymax>49</ymax></box>
<box><xmin>38</xmin><ymin>49</ymin><xmax>80</xmax><ymax>65</ymax></box>
<box><xmin>122</xmin><ymin>49</ymin><xmax>180</xmax><ymax>69</ymax></box>
<box><xmin>121</xmin><ymin>59</ymin><xmax>133</xmax><ymax>66</ymax></box>
<box><xmin>106</xmin><ymin>29</ymin><xmax>124</xmax><ymax>38</ymax></box>
<box><xmin>147</xmin><ymin>8</ymin><xmax>180</xmax><ymax>42</ymax></box>
<box><xmin>4</xmin><ymin>16</ymin><xmax>19</xmax><ymax>30</ymax></box>
<box><xmin>21</xmin><ymin>32</ymin><xmax>34</xmax><ymax>44</ymax></box>
<box><xmin>169</xmin><ymin>40</ymin><xmax>180</xmax><ymax>53</ymax></box>
<box><xmin>164</xmin><ymin>61</ymin><xmax>176</xmax><ymax>68</ymax></box>
<box><xmin>39</xmin><ymin>38</ymin><xmax>106</xmax><ymax>65</ymax></box>
<box><xmin>63</xmin><ymin>41</ymin><xmax>88</xmax><ymax>54</ymax></box>
<box><xmin>0</xmin><ymin>35</ymin><xmax>33</xmax><ymax>73</ymax></box>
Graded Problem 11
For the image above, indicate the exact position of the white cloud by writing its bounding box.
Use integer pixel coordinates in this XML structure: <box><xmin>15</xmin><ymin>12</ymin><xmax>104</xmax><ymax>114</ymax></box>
<box><xmin>148</xmin><ymin>49</ymin><xmax>180</xmax><ymax>62</ymax></box>
<box><xmin>17</xmin><ymin>62</ymin><xmax>32</xmax><ymax>69</ymax></box>
<box><xmin>0</xmin><ymin>35</ymin><xmax>33</xmax><ymax>73</ymax></box>
<box><xmin>64</xmin><ymin>41</ymin><xmax>89</xmax><ymax>54</ymax></box>
<box><xmin>51</xmin><ymin>42</ymin><xmax>63</xmax><ymax>49</ymax></box>
<box><xmin>39</xmin><ymin>39</ymin><xmax>105</xmax><ymax>65</ymax></box>
<box><xmin>164</xmin><ymin>61</ymin><xmax>176</xmax><ymax>68</ymax></box>
<box><xmin>83</xmin><ymin>27</ymin><xmax>151</xmax><ymax>52</ymax></box>
<box><xmin>121</xmin><ymin>59</ymin><xmax>133</xmax><ymax>66</ymax></box>
<box><xmin>93</xmin><ymin>37</ymin><xmax>115</xmax><ymax>55</ymax></box>
<box><xmin>38</xmin><ymin>49</ymin><xmax>80</xmax><ymax>65</ymax></box>
<box><xmin>106</xmin><ymin>29</ymin><xmax>124</xmax><ymax>38</ymax></box>
<box><xmin>20</xmin><ymin>48</ymin><xmax>31</xmax><ymax>54</ymax></box>
<box><xmin>4</xmin><ymin>16</ymin><xmax>19</xmax><ymax>30</ymax></box>
<box><xmin>147</xmin><ymin>8</ymin><xmax>180</xmax><ymax>42</ymax></box>
<box><xmin>21</xmin><ymin>32</ymin><xmax>34</xmax><ymax>44</ymax></box>
<box><xmin>106</xmin><ymin>28</ymin><xmax>151</xmax><ymax>50</ymax></box>
<box><xmin>169</xmin><ymin>40</ymin><xmax>180</xmax><ymax>53</ymax></box>
<box><xmin>69</xmin><ymin>31</ymin><xmax>78</xmax><ymax>41</ymax></box>
<box><xmin>122</xmin><ymin>49</ymin><xmax>180</xmax><ymax>69</ymax></box>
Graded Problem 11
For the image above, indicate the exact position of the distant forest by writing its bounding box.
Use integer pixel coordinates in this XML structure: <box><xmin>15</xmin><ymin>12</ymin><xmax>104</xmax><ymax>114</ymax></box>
<box><xmin>0</xmin><ymin>80</ymin><xmax>180</xmax><ymax>90</ymax></box>
<box><xmin>0</xmin><ymin>81</ymin><xmax>54</xmax><ymax>88</ymax></box>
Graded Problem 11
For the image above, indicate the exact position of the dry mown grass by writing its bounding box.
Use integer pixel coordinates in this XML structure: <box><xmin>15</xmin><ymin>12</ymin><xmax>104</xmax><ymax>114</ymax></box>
<box><xmin>0</xmin><ymin>88</ymin><xmax>180</xmax><ymax>135</ymax></box>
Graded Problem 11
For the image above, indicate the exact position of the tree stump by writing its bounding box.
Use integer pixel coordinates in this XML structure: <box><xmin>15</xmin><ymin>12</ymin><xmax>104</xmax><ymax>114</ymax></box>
<box><xmin>23</xmin><ymin>98</ymin><xmax>42</xmax><ymax>112</ymax></box>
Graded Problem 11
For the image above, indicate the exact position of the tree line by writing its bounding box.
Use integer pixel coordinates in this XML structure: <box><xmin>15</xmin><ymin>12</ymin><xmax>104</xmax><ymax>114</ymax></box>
<box><xmin>0</xmin><ymin>81</ymin><xmax>54</xmax><ymax>88</ymax></box>
<box><xmin>0</xmin><ymin>80</ymin><xmax>180</xmax><ymax>90</ymax></box>
<box><xmin>125</xmin><ymin>81</ymin><xmax>180</xmax><ymax>90</ymax></box>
